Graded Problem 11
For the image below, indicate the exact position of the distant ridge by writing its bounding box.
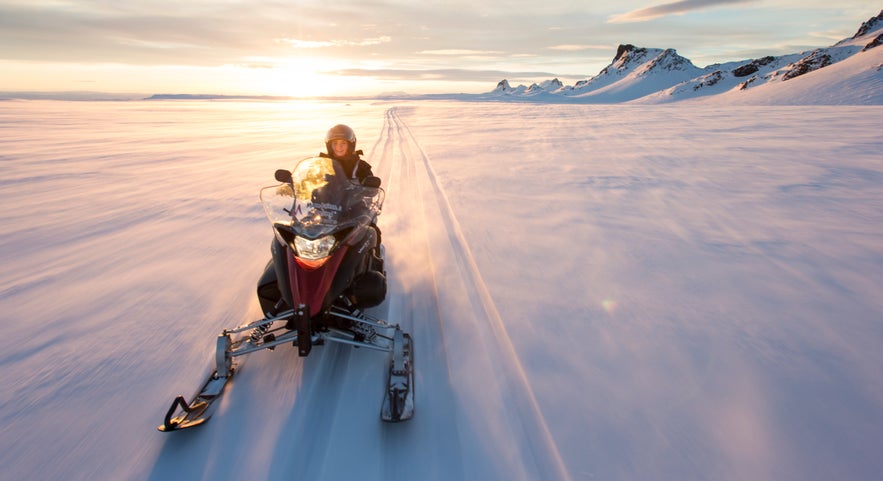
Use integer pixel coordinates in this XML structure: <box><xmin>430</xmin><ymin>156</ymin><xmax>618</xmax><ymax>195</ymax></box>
<box><xmin>144</xmin><ymin>94</ymin><xmax>294</xmax><ymax>100</ymax></box>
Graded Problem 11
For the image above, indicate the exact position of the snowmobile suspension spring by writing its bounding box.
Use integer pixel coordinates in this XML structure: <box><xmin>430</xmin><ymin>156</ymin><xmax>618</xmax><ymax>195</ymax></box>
<box><xmin>250</xmin><ymin>321</ymin><xmax>273</xmax><ymax>343</ymax></box>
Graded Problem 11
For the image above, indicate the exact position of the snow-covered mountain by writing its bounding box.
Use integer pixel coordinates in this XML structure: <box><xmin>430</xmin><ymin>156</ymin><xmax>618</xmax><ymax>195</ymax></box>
<box><xmin>489</xmin><ymin>10</ymin><xmax>883</xmax><ymax>104</ymax></box>
<box><xmin>491</xmin><ymin>78</ymin><xmax>565</xmax><ymax>97</ymax></box>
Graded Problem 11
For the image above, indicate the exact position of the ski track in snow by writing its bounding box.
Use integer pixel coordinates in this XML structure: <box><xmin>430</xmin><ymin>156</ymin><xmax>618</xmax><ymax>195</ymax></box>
<box><xmin>374</xmin><ymin>108</ymin><xmax>570</xmax><ymax>481</ymax></box>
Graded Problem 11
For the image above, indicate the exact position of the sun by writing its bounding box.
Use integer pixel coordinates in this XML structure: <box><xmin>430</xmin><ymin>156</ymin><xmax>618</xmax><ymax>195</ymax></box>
<box><xmin>241</xmin><ymin>57</ymin><xmax>353</xmax><ymax>98</ymax></box>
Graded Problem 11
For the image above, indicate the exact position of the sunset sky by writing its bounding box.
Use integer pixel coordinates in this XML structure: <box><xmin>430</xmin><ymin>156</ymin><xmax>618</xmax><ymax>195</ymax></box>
<box><xmin>0</xmin><ymin>1</ymin><xmax>877</xmax><ymax>97</ymax></box>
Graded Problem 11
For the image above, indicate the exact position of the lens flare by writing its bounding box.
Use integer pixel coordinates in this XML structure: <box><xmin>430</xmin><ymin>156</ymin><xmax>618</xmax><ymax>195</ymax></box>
<box><xmin>602</xmin><ymin>299</ymin><xmax>617</xmax><ymax>313</ymax></box>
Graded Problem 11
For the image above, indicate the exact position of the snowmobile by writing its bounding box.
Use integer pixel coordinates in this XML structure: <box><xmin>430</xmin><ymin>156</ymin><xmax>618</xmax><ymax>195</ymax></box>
<box><xmin>158</xmin><ymin>156</ymin><xmax>414</xmax><ymax>432</ymax></box>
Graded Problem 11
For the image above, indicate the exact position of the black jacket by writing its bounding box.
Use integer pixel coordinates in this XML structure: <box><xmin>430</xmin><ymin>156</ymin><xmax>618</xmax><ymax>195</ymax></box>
<box><xmin>320</xmin><ymin>150</ymin><xmax>373</xmax><ymax>183</ymax></box>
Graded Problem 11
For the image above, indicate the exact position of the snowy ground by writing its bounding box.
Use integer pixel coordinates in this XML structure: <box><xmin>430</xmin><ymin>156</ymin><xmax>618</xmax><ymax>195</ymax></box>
<box><xmin>1</xmin><ymin>99</ymin><xmax>881</xmax><ymax>481</ymax></box>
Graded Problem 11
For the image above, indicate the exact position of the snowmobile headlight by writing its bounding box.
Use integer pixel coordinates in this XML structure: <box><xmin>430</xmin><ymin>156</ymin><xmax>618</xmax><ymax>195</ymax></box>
<box><xmin>294</xmin><ymin>234</ymin><xmax>336</xmax><ymax>260</ymax></box>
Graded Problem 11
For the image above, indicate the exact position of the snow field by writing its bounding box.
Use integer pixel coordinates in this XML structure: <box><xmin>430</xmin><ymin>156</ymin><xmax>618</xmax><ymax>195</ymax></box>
<box><xmin>1</xmin><ymin>99</ymin><xmax>881</xmax><ymax>481</ymax></box>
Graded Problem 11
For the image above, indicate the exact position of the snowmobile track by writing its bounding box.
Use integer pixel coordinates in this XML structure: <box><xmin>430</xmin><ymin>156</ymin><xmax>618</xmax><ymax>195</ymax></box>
<box><xmin>376</xmin><ymin>107</ymin><xmax>571</xmax><ymax>481</ymax></box>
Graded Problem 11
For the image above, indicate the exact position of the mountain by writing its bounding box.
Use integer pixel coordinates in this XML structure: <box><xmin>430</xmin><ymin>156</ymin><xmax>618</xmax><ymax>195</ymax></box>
<box><xmin>488</xmin><ymin>10</ymin><xmax>883</xmax><ymax>104</ymax></box>
<box><xmin>491</xmin><ymin>78</ymin><xmax>564</xmax><ymax>97</ymax></box>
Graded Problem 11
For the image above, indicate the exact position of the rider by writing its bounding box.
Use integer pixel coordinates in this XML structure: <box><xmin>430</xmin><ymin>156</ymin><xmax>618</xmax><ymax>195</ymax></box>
<box><xmin>320</xmin><ymin>124</ymin><xmax>385</xmax><ymax>309</ymax></box>
<box><xmin>256</xmin><ymin>125</ymin><xmax>385</xmax><ymax>316</ymax></box>
<box><xmin>320</xmin><ymin>123</ymin><xmax>382</xmax><ymax>240</ymax></box>
<box><xmin>321</xmin><ymin>124</ymin><xmax>374</xmax><ymax>183</ymax></box>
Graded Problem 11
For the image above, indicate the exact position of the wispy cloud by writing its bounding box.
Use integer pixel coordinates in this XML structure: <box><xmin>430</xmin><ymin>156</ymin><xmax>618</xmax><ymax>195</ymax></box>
<box><xmin>418</xmin><ymin>49</ymin><xmax>504</xmax><ymax>56</ymax></box>
<box><xmin>328</xmin><ymin>67</ymin><xmax>579</xmax><ymax>83</ymax></box>
<box><xmin>547</xmin><ymin>44</ymin><xmax>609</xmax><ymax>51</ymax></box>
<box><xmin>277</xmin><ymin>36</ymin><xmax>392</xmax><ymax>49</ymax></box>
<box><xmin>608</xmin><ymin>0</ymin><xmax>754</xmax><ymax>23</ymax></box>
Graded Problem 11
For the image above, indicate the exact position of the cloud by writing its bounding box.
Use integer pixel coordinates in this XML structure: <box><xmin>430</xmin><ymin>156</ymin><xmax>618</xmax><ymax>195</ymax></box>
<box><xmin>418</xmin><ymin>49</ymin><xmax>504</xmax><ymax>56</ymax></box>
<box><xmin>277</xmin><ymin>36</ymin><xmax>392</xmax><ymax>49</ymax></box>
<box><xmin>0</xmin><ymin>2</ymin><xmax>396</xmax><ymax>65</ymax></box>
<box><xmin>327</xmin><ymin>67</ymin><xmax>581</xmax><ymax>83</ymax></box>
<box><xmin>547</xmin><ymin>44</ymin><xmax>610</xmax><ymax>51</ymax></box>
<box><xmin>608</xmin><ymin>0</ymin><xmax>754</xmax><ymax>23</ymax></box>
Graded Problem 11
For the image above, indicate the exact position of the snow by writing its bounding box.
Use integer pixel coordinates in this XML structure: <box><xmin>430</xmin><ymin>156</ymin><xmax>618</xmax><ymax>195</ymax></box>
<box><xmin>480</xmin><ymin>13</ymin><xmax>883</xmax><ymax>105</ymax></box>
<box><xmin>697</xmin><ymin>43</ymin><xmax>883</xmax><ymax>105</ymax></box>
<box><xmin>1</xmin><ymin>97</ymin><xmax>882</xmax><ymax>481</ymax></box>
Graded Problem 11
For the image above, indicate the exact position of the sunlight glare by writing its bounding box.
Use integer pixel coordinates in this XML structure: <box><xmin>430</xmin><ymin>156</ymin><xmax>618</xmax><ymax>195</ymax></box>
<box><xmin>246</xmin><ymin>58</ymin><xmax>349</xmax><ymax>98</ymax></box>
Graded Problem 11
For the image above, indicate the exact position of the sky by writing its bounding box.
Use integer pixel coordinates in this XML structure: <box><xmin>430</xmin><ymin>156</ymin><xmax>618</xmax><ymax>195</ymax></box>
<box><xmin>0</xmin><ymin>0</ymin><xmax>879</xmax><ymax>97</ymax></box>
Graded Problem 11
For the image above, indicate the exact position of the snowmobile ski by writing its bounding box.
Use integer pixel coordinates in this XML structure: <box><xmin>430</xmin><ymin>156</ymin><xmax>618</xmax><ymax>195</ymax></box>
<box><xmin>158</xmin><ymin>333</ymin><xmax>241</xmax><ymax>432</ymax></box>
<box><xmin>381</xmin><ymin>330</ymin><xmax>415</xmax><ymax>422</ymax></box>
<box><xmin>157</xmin><ymin>375</ymin><xmax>229</xmax><ymax>432</ymax></box>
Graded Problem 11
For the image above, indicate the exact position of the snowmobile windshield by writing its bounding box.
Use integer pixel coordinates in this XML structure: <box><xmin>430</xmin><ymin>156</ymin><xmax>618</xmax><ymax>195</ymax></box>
<box><xmin>260</xmin><ymin>156</ymin><xmax>384</xmax><ymax>240</ymax></box>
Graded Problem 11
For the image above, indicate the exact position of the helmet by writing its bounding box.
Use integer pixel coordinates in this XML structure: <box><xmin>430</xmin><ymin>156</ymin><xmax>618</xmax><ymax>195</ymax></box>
<box><xmin>325</xmin><ymin>124</ymin><xmax>357</xmax><ymax>158</ymax></box>
<box><xmin>325</xmin><ymin>124</ymin><xmax>357</xmax><ymax>146</ymax></box>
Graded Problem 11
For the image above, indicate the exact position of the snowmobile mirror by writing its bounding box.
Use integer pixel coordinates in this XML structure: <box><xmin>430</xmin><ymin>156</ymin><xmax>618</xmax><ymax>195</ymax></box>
<box><xmin>363</xmin><ymin>176</ymin><xmax>381</xmax><ymax>188</ymax></box>
<box><xmin>275</xmin><ymin>169</ymin><xmax>293</xmax><ymax>184</ymax></box>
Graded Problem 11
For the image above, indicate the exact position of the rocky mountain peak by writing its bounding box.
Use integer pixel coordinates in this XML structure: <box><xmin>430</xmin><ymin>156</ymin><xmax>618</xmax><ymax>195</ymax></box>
<box><xmin>494</xmin><ymin>79</ymin><xmax>512</xmax><ymax>92</ymax></box>
<box><xmin>643</xmin><ymin>48</ymin><xmax>696</xmax><ymax>73</ymax></box>
<box><xmin>853</xmin><ymin>10</ymin><xmax>883</xmax><ymax>38</ymax></box>
<box><xmin>612</xmin><ymin>44</ymin><xmax>649</xmax><ymax>65</ymax></box>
